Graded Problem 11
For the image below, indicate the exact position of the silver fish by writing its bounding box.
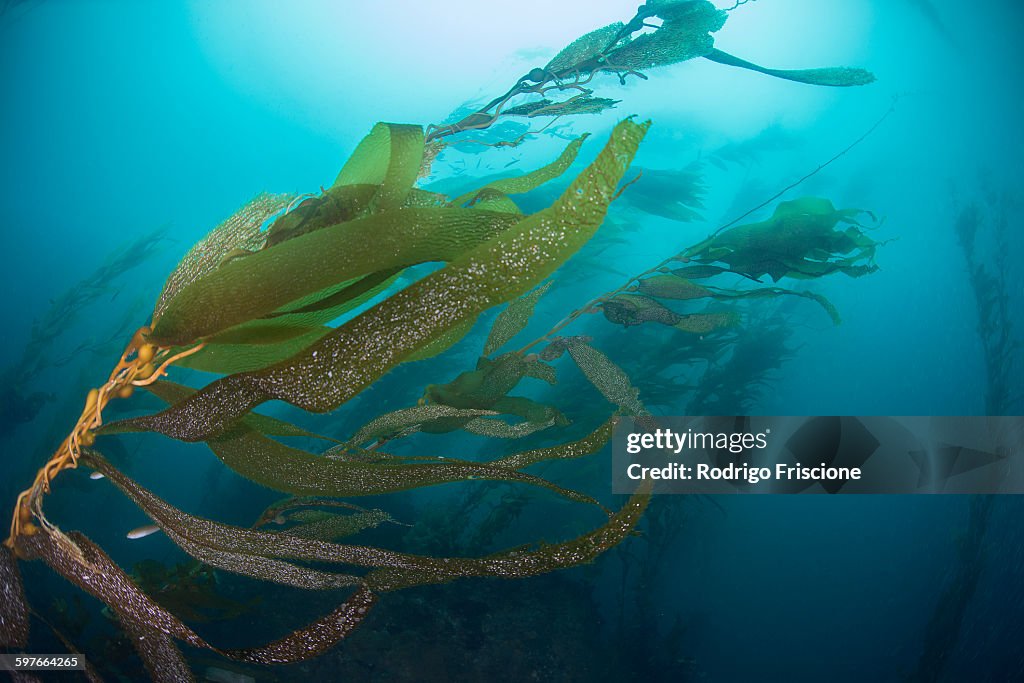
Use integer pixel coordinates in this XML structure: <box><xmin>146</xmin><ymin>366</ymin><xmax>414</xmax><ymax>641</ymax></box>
<box><xmin>126</xmin><ymin>524</ymin><xmax>161</xmax><ymax>540</ymax></box>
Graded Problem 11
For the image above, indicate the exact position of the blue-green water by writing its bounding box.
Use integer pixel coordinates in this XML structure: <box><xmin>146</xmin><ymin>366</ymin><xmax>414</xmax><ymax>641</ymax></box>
<box><xmin>1</xmin><ymin>1</ymin><xmax>1023</xmax><ymax>681</ymax></box>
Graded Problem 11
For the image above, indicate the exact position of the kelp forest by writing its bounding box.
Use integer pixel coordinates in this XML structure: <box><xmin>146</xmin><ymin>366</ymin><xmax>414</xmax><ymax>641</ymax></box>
<box><xmin>3</xmin><ymin>0</ymin><xmax>1019</xmax><ymax>681</ymax></box>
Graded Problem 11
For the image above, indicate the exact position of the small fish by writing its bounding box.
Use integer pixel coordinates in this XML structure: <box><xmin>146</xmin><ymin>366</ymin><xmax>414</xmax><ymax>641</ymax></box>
<box><xmin>127</xmin><ymin>524</ymin><xmax>161</xmax><ymax>540</ymax></box>
<box><xmin>89</xmin><ymin>471</ymin><xmax>105</xmax><ymax>480</ymax></box>
<box><xmin>504</xmin><ymin>157</ymin><xmax>521</xmax><ymax>168</ymax></box>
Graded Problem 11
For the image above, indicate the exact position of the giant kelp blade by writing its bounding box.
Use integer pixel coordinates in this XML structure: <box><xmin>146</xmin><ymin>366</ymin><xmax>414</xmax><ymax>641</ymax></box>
<box><xmin>15</xmin><ymin>526</ymin><xmax>373</xmax><ymax>665</ymax></box>
<box><xmin>484</xmin><ymin>282</ymin><xmax>552</xmax><ymax>356</ymax></box>
<box><xmin>120</xmin><ymin>618</ymin><xmax>195</xmax><ymax>683</ymax></box>
<box><xmin>150</xmin><ymin>207</ymin><xmax>519</xmax><ymax>345</ymax></box>
<box><xmin>0</xmin><ymin>545</ymin><xmax>29</xmax><ymax>648</ymax></box>
<box><xmin>704</xmin><ymin>48</ymin><xmax>876</xmax><ymax>87</ymax></box>
<box><xmin>223</xmin><ymin>587</ymin><xmax>377</xmax><ymax>665</ymax></box>
<box><xmin>450</xmin><ymin>134</ymin><xmax>590</xmax><ymax>207</ymax></box>
<box><xmin>332</xmin><ymin>123</ymin><xmax>424</xmax><ymax>213</ymax></box>
<box><xmin>363</xmin><ymin>482</ymin><xmax>651</xmax><ymax>592</ymax></box>
<box><xmin>347</xmin><ymin>404</ymin><xmax>499</xmax><ymax>445</ymax></box>
<box><xmin>100</xmin><ymin>380</ymin><xmax>336</xmax><ymax>442</ymax></box>
<box><xmin>124</xmin><ymin>119</ymin><xmax>649</xmax><ymax>442</ymax></box>
<box><xmin>178</xmin><ymin>270</ymin><xmax>404</xmax><ymax>374</ymax></box>
<box><xmin>107</xmin><ymin>385</ymin><xmax>594</xmax><ymax>502</ymax></box>
<box><xmin>206</xmin><ymin>428</ymin><xmax>599</xmax><ymax>506</ymax></box>
<box><xmin>545</xmin><ymin>22</ymin><xmax>625</xmax><ymax>73</ymax></box>
<box><xmin>16</xmin><ymin>528</ymin><xmax>210</xmax><ymax>649</ymax></box>
<box><xmin>567</xmin><ymin>340</ymin><xmax>647</xmax><ymax>416</ymax></box>
<box><xmin>606</xmin><ymin>1</ymin><xmax>726</xmax><ymax>71</ymax></box>
<box><xmin>86</xmin><ymin>451</ymin><xmax>641</xmax><ymax>592</ymax></box>
<box><xmin>153</xmin><ymin>193</ymin><xmax>295</xmax><ymax>323</ymax></box>
<box><xmin>493</xmin><ymin>419</ymin><xmax>614</xmax><ymax>469</ymax></box>
<box><xmin>682</xmin><ymin>197</ymin><xmax>880</xmax><ymax>282</ymax></box>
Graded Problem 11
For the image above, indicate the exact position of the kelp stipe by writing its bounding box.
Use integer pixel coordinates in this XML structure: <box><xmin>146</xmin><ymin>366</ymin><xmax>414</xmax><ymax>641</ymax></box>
<box><xmin>4</xmin><ymin>119</ymin><xmax>653</xmax><ymax>677</ymax></box>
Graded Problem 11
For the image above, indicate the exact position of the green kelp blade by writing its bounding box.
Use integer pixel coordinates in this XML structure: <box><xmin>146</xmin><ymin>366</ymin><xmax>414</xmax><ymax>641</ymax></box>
<box><xmin>122</xmin><ymin>119</ymin><xmax>649</xmax><ymax>442</ymax></box>
<box><xmin>114</xmin><ymin>383</ymin><xmax>593</xmax><ymax>503</ymax></box>
<box><xmin>266</xmin><ymin>123</ymin><xmax>423</xmax><ymax>247</ymax></box>
<box><xmin>705</xmin><ymin>286</ymin><xmax>842</xmax><ymax>325</ymax></box>
<box><xmin>484</xmin><ymin>282</ymin><xmax>552</xmax><ymax>356</ymax></box>
<box><xmin>403</xmin><ymin>315</ymin><xmax>479</xmax><ymax>363</ymax></box>
<box><xmin>634</xmin><ymin>273</ymin><xmax>842</xmax><ymax>324</ymax></box>
<box><xmin>150</xmin><ymin>207</ymin><xmax>519</xmax><ymax>346</ymax></box>
<box><xmin>704</xmin><ymin>48</ymin><xmax>876</xmax><ymax>87</ymax></box>
<box><xmin>461</xmin><ymin>415</ymin><xmax>555</xmax><ymax>439</ymax></box>
<box><xmin>636</xmin><ymin>273</ymin><xmax>713</xmax><ymax>300</ymax></box>
<box><xmin>178</xmin><ymin>270</ymin><xmax>405</xmax><ymax>375</ymax></box>
<box><xmin>153</xmin><ymin>193</ymin><xmax>296</xmax><ymax>323</ymax></box>
<box><xmin>332</xmin><ymin>123</ymin><xmax>424</xmax><ymax>212</ymax></box>
<box><xmin>493</xmin><ymin>418</ymin><xmax>614</xmax><ymax>469</ymax></box>
<box><xmin>264</xmin><ymin>185</ymin><xmax>377</xmax><ymax>247</ymax></box>
<box><xmin>16</xmin><ymin>528</ymin><xmax>209</xmax><ymax>656</ymax></box>
<box><xmin>0</xmin><ymin>545</ymin><xmax>29</xmax><ymax>648</ymax></box>
<box><xmin>450</xmin><ymin>134</ymin><xmax>590</xmax><ymax>207</ymax></box>
<box><xmin>682</xmin><ymin>197</ymin><xmax>880</xmax><ymax>282</ymax></box>
<box><xmin>15</xmin><ymin>525</ymin><xmax>376</xmax><ymax>666</ymax></box>
<box><xmin>223</xmin><ymin>588</ymin><xmax>377</xmax><ymax>665</ymax></box>
<box><xmin>502</xmin><ymin>96</ymin><xmax>620</xmax><ymax>118</ymax></box>
<box><xmin>173</xmin><ymin>327</ymin><xmax>334</xmax><ymax>376</ymax></box>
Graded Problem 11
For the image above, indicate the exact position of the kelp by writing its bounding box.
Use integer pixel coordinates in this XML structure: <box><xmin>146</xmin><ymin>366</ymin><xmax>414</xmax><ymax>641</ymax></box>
<box><xmin>618</xmin><ymin>165</ymin><xmax>707</xmax><ymax>223</ymax></box>
<box><xmin>0</xmin><ymin>545</ymin><xmax>29</xmax><ymax>648</ymax></box>
<box><xmin>683</xmin><ymin>197</ymin><xmax>880</xmax><ymax>282</ymax></box>
<box><xmin>4</xmin><ymin>117</ymin><xmax>655</xmax><ymax>678</ymax></box>
<box><xmin>484</xmin><ymin>282</ymin><xmax>552</xmax><ymax>356</ymax></box>
<box><xmin>953</xmin><ymin>195</ymin><xmax>1022</xmax><ymax>414</ymax></box>
<box><xmin>110</xmin><ymin>119</ymin><xmax>647</xmax><ymax>443</ymax></box>
<box><xmin>592</xmin><ymin>198</ymin><xmax>872</xmax><ymax>337</ymax></box>
<box><xmin>13</xmin><ymin>453</ymin><xmax>648</xmax><ymax>667</ymax></box>
<box><xmin>450</xmin><ymin>134</ymin><xmax>589</xmax><ymax>207</ymax></box>
<box><xmin>565</xmin><ymin>340</ymin><xmax>647</xmax><ymax>417</ymax></box>
<box><xmin>423</xmin><ymin>352</ymin><xmax>565</xmax><ymax>429</ymax></box>
<box><xmin>109</xmin><ymin>380</ymin><xmax>599</xmax><ymax>506</ymax></box>
<box><xmin>428</xmin><ymin>0</ymin><xmax>874</xmax><ymax>145</ymax></box>
<box><xmin>4</xmin><ymin>4</ymin><xmax>885</xmax><ymax>674</ymax></box>
<box><xmin>1</xmin><ymin>225</ymin><xmax>170</xmax><ymax>436</ymax></box>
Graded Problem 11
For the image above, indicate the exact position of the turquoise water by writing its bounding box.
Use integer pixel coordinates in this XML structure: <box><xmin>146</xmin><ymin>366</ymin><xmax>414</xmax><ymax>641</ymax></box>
<box><xmin>1</xmin><ymin>1</ymin><xmax>1022</xmax><ymax>681</ymax></box>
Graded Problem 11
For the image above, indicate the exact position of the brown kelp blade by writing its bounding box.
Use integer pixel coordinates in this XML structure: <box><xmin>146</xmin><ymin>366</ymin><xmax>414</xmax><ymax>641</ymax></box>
<box><xmin>14</xmin><ymin>526</ymin><xmax>376</xmax><ymax>668</ymax></box>
<box><xmin>0</xmin><ymin>545</ymin><xmax>29</xmax><ymax>648</ymax></box>
<box><xmin>115</xmin><ymin>119</ymin><xmax>649</xmax><ymax>443</ymax></box>
<box><xmin>81</xmin><ymin>450</ymin><xmax>649</xmax><ymax>592</ymax></box>
<box><xmin>103</xmin><ymin>381</ymin><xmax>603</xmax><ymax>504</ymax></box>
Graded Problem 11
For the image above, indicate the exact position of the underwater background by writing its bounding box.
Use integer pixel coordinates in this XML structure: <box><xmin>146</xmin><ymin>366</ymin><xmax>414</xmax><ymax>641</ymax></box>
<box><xmin>1</xmin><ymin>0</ymin><xmax>1023</xmax><ymax>681</ymax></box>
